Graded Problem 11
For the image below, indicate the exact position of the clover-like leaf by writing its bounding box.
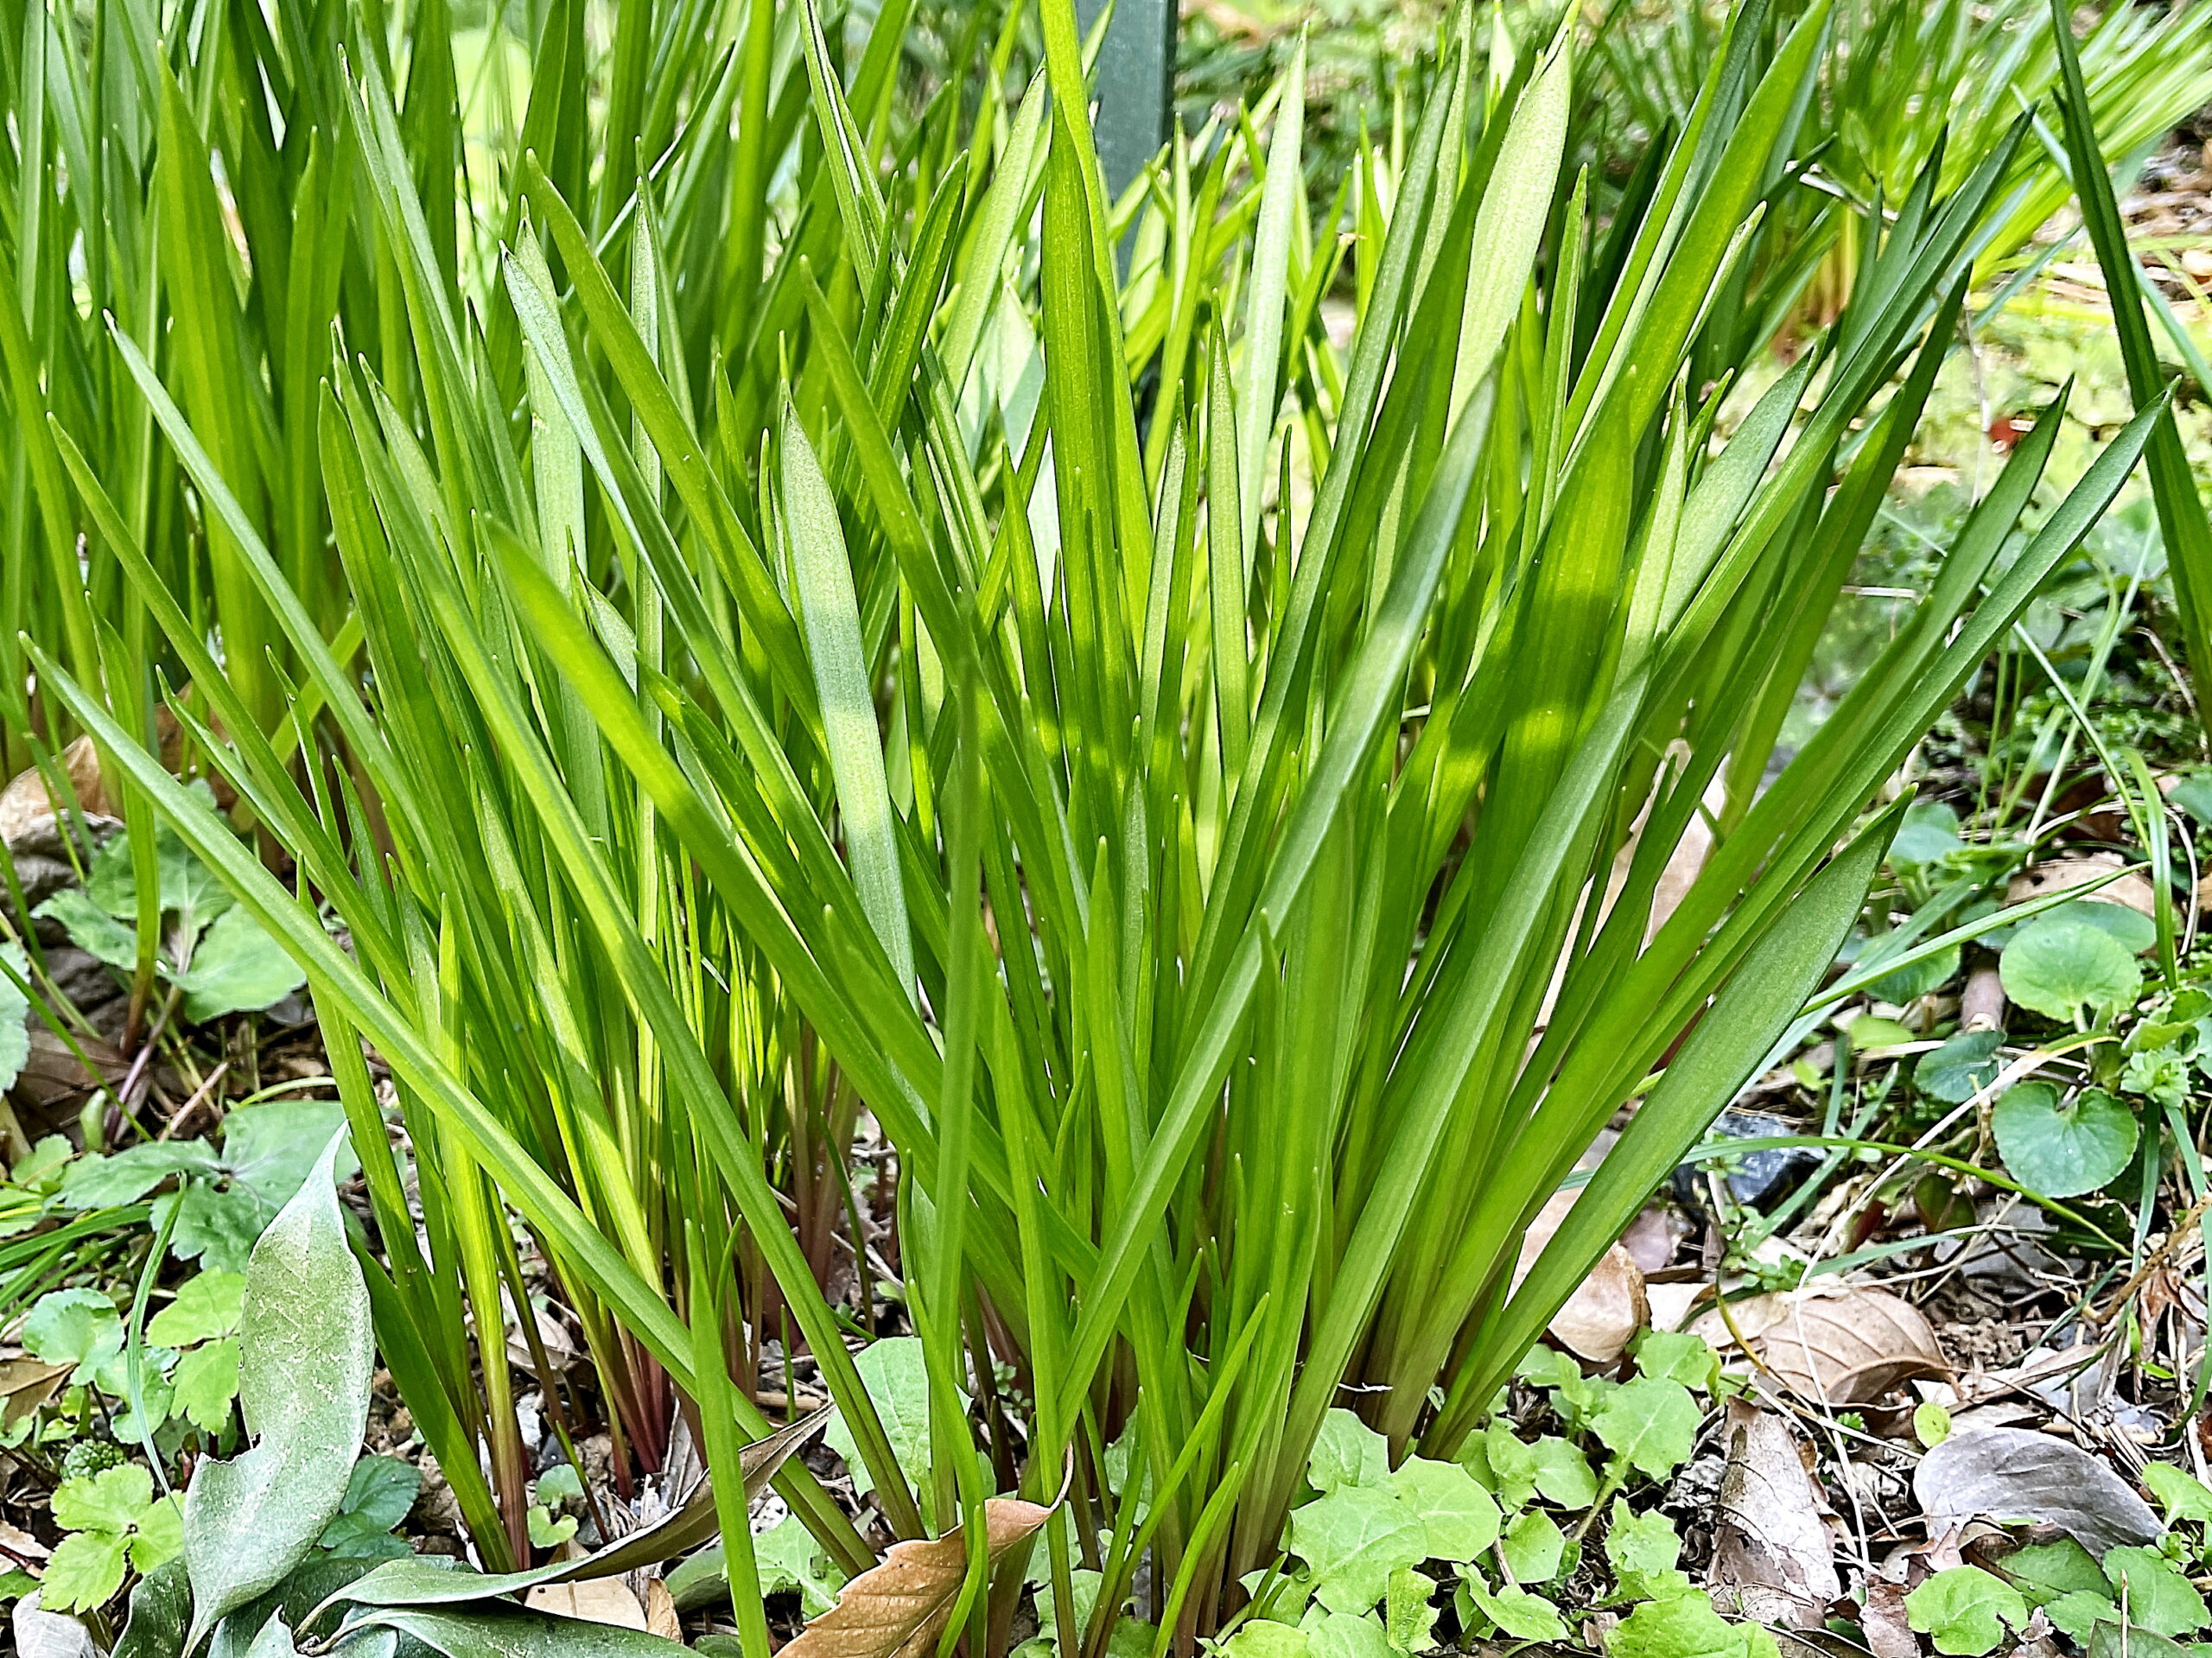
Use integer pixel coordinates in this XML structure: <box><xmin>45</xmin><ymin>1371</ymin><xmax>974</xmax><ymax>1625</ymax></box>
<box><xmin>1906</xmin><ymin>1566</ymin><xmax>2029</xmax><ymax>1655</ymax></box>
<box><xmin>2000</xmin><ymin>916</ymin><xmax>2141</xmax><ymax>1025</ymax></box>
<box><xmin>54</xmin><ymin>1464</ymin><xmax>156</xmax><ymax>1534</ymax></box>
<box><xmin>1287</xmin><ymin>1484</ymin><xmax>1429</xmax><ymax>1614</ymax></box>
<box><xmin>146</xmin><ymin>1272</ymin><xmax>246</xmax><ymax>1348</ymax></box>
<box><xmin>41</xmin><ymin>1530</ymin><xmax>132</xmax><ymax>1614</ymax></box>
<box><xmin>182</xmin><ymin>1133</ymin><xmax>372</xmax><ymax>1650</ymax></box>
<box><xmin>1992</xmin><ymin>1083</ymin><xmax>2138</xmax><ymax>1199</ymax></box>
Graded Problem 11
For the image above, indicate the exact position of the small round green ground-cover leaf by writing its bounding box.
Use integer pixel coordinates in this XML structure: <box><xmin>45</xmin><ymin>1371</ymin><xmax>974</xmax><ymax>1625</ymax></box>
<box><xmin>1221</xmin><ymin>1622</ymin><xmax>1311</xmax><ymax>1658</ymax></box>
<box><xmin>1869</xmin><ymin>945</ymin><xmax>1961</xmax><ymax>1003</ymax></box>
<box><xmin>1303</xmin><ymin>1609</ymin><xmax>1396</xmax><ymax>1658</ymax></box>
<box><xmin>1916</xmin><ymin>1031</ymin><xmax>2005</xmax><ymax>1104</ymax></box>
<box><xmin>2000</xmin><ymin>916</ymin><xmax>2141</xmax><ymax>1024</ymax></box>
<box><xmin>2044</xmin><ymin>1591</ymin><xmax>2120</xmax><ymax>1642</ymax></box>
<box><xmin>2101</xmin><ymin>1547</ymin><xmax>2209</xmax><ymax>1637</ymax></box>
<box><xmin>1906</xmin><ymin>1565</ymin><xmax>2029</xmax><ymax>1655</ymax></box>
<box><xmin>1591</xmin><ymin>1377</ymin><xmax>1702</xmax><ymax>1479</ymax></box>
<box><xmin>1287</xmin><ymin>1483</ymin><xmax>1431</xmax><ymax>1613</ymax></box>
<box><xmin>2047</xmin><ymin>900</ymin><xmax>2157</xmax><ymax>956</ymax></box>
<box><xmin>1992</xmin><ymin>1082</ymin><xmax>2138</xmax><ymax>1198</ymax></box>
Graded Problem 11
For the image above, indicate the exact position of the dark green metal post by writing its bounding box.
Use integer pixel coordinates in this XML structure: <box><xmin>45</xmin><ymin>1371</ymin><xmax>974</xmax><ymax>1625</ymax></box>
<box><xmin>1077</xmin><ymin>0</ymin><xmax>1175</xmax><ymax>197</ymax></box>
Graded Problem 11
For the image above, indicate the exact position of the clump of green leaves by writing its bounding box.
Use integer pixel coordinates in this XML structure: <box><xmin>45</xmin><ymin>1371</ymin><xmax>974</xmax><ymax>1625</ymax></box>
<box><xmin>33</xmin><ymin>803</ymin><xmax>306</xmax><ymax>1026</ymax></box>
<box><xmin>1220</xmin><ymin>1336</ymin><xmax>1751</xmax><ymax>1658</ymax></box>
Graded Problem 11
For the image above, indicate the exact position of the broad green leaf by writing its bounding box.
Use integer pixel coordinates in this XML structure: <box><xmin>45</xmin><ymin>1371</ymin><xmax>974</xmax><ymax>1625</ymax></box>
<box><xmin>1223</xmin><ymin>1621</ymin><xmax>1312</xmax><ymax>1658</ymax></box>
<box><xmin>1382</xmin><ymin>1568</ymin><xmax>1439</xmax><ymax>1655</ymax></box>
<box><xmin>175</xmin><ymin>908</ymin><xmax>307</xmax><ymax>1023</ymax></box>
<box><xmin>2004</xmin><ymin>1538</ymin><xmax>2110</xmax><ymax>1604</ymax></box>
<box><xmin>1609</xmin><ymin>1592</ymin><xmax>1780</xmax><ymax>1658</ymax></box>
<box><xmin>2000</xmin><ymin>917</ymin><xmax>2141</xmax><ymax>1024</ymax></box>
<box><xmin>1590</xmin><ymin>1378</ymin><xmax>1702</xmax><ymax>1478</ymax></box>
<box><xmin>24</xmin><ymin>1289</ymin><xmax>124</xmax><ymax>1382</ymax></box>
<box><xmin>184</xmin><ymin>1135</ymin><xmax>373</xmax><ymax>1650</ymax></box>
<box><xmin>171</xmin><ymin>1340</ymin><xmax>243</xmax><ymax>1433</ymax></box>
<box><xmin>1889</xmin><ymin>802</ymin><xmax>1964</xmax><ymax>865</ymax></box>
<box><xmin>1384</xmin><ymin>1458</ymin><xmax>1499</xmax><ymax>1563</ymax></box>
<box><xmin>1906</xmin><ymin>1566</ymin><xmax>2029</xmax><ymax>1656</ymax></box>
<box><xmin>1991</xmin><ymin>1083</ymin><xmax>2138</xmax><ymax>1199</ymax></box>
<box><xmin>1464</xmin><ymin>1581</ymin><xmax>1567</xmax><ymax>1643</ymax></box>
<box><xmin>2140</xmin><ymin>1465</ymin><xmax>2212</xmax><ymax>1526</ymax></box>
<box><xmin>1300</xmin><ymin>1606</ymin><xmax>1397</xmax><ymax>1658</ymax></box>
<box><xmin>1310</xmin><ymin>1409</ymin><xmax>1393</xmax><ymax>1495</ymax></box>
<box><xmin>821</xmin><ymin>1337</ymin><xmax>941</xmax><ymax>1499</ymax></box>
<box><xmin>1604</xmin><ymin>1500</ymin><xmax>1682</xmax><ymax>1595</ymax></box>
<box><xmin>2101</xmin><ymin>1547</ymin><xmax>2209</xmax><ymax>1636</ymax></box>
<box><xmin>0</xmin><ymin>943</ymin><xmax>29</xmax><ymax>1095</ymax></box>
<box><xmin>1499</xmin><ymin>1509</ymin><xmax>1567</xmax><ymax>1585</ymax></box>
<box><xmin>333</xmin><ymin>1606</ymin><xmax>689</xmax><ymax>1655</ymax></box>
<box><xmin>35</xmin><ymin>888</ymin><xmax>139</xmax><ymax>972</ymax></box>
<box><xmin>1287</xmin><ymin>1485</ymin><xmax>1431</xmax><ymax>1614</ymax></box>
<box><xmin>1634</xmin><ymin>1332</ymin><xmax>1718</xmax><ymax>1391</ymax></box>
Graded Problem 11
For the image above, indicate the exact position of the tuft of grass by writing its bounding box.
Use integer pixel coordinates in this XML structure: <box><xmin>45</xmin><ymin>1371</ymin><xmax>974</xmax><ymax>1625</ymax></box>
<box><xmin>0</xmin><ymin>0</ymin><xmax>2181</xmax><ymax>1641</ymax></box>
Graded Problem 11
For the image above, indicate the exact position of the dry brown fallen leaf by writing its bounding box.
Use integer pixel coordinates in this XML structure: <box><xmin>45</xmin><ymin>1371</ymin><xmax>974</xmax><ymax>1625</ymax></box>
<box><xmin>1708</xmin><ymin>1400</ymin><xmax>1842</xmax><ymax>1629</ymax></box>
<box><xmin>1516</xmin><ymin>1190</ymin><xmax>1649</xmax><ymax>1364</ymax></box>
<box><xmin>1695</xmin><ymin>1285</ymin><xmax>1948</xmax><ymax>1406</ymax></box>
<box><xmin>1859</xmin><ymin>1574</ymin><xmax>1919</xmax><ymax>1658</ymax></box>
<box><xmin>523</xmin><ymin>1579</ymin><xmax>650</xmax><ymax>1629</ymax></box>
<box><xmin>0</xmin><ymin>1359</ymin><xmax>71</xmax><ymax>1430</ymax></box>
<box><xmin>0</xmin><ymin>736</ymin><xmax>109</xmax><ymax>846</ymax></box>
<box><xmin>2005</xmin><ymin>854</ymin><xmax>2156</xmax><ymax>919</ymax></box>
<box><xmin>643</xmin><ymin>1579</ymin><xmax>681</xmax><ymax>1641</ymax></box>
<box><xmin>782</xmin><ymin>1496</ymin><xmax>1053</xmax><ymax>1658</ymax></box>
<box><xmin>1914</xmin><ymin>1427</ymin><xmax>2159</xmax><ymax>1559</ymax></box>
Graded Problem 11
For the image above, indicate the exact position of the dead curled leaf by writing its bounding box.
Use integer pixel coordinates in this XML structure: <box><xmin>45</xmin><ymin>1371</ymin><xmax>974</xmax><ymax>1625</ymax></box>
<box><xmin>522</xmin><ymin>1579</ymin><xmax>649</xmax><ymax>1629</ymax></box>
<box><xmin>1913</xmin><ymin>1427</ymin><xmax>2159</xmax><ymax>1560</ymax></box>
<box><xmin>1859</xmin><ymin>1575</ymin><xmax>1919</xmax><ymax>1658</ymax></box>
<box><xmin>0</xmin><ymin>1358</ymin><xmax>72</xmax><ymax>1429</ymax></box>
<box><xmin>2005</xmin><ymin>854</ymin><xmax>2155</xmax><ymax>919</ymax></box>
<box><xmin>1516</xmin><ymin>1190</ymin><xmax>1649</xmax><ymax>1364</ymax></box>
<box><xmin>1708</xmin><ymin>1401</ymin><xmax>1842</xmax><ymax>1629</ymax></box>
<box><xmin>782</xmin><ymin>1497</ymin><xmax>1052</xmax><ymax>1658</ymax></box>
<box><xmin>1695</xmin><ymin>1285</ymin><xmax>1948</xmax><ymax>1406</ymax></box>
